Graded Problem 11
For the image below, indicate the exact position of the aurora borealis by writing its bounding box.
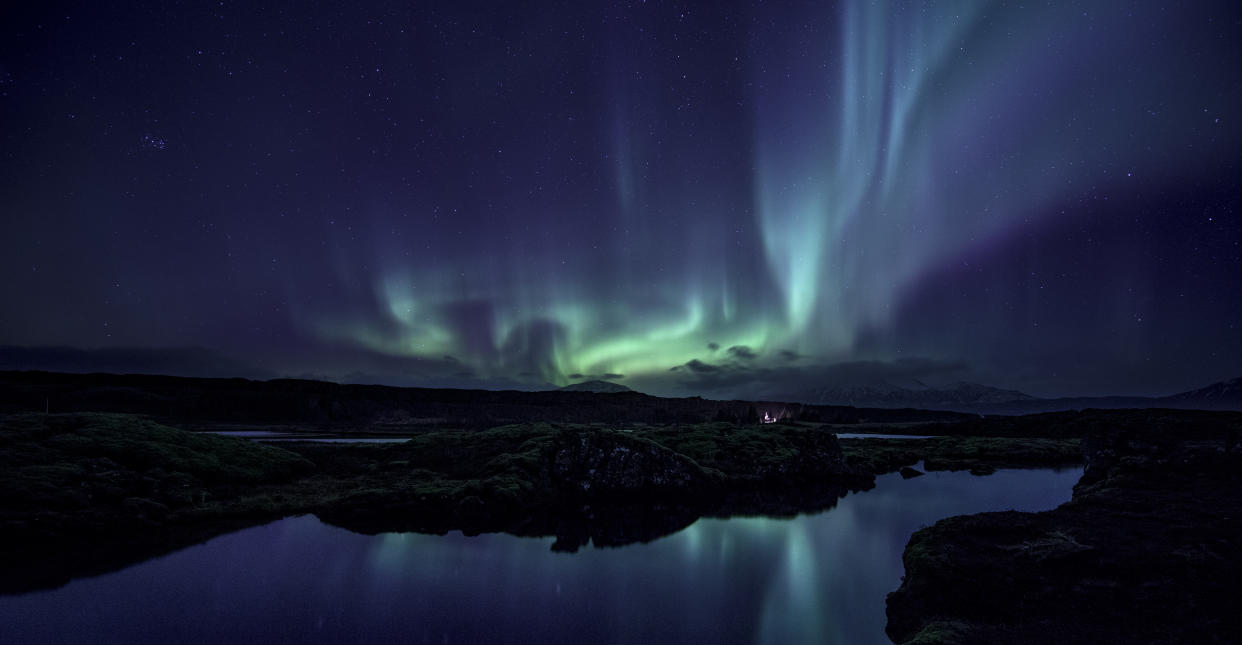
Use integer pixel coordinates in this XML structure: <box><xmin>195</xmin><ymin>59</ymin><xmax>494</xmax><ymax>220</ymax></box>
<box><xmin>2</xmin><ymin>1</ymin><xmax>1240</xmax><ymax>398</ymax></box>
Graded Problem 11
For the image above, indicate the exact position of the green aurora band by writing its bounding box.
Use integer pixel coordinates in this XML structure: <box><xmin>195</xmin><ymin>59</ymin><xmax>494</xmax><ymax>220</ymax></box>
<box><xmin>301</xmin><ymin>2</ymin><xmax>1238</xmax><ymax>394</ymax></box>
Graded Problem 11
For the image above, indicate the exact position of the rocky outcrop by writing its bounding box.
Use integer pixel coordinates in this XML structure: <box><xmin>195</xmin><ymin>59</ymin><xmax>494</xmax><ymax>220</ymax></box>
<box><xmin>638</xmin><ymin>422</ymin><xmax>862</xmax><ymax>486</ymax></box>
<box><xmin>546</xmin><ymin>428</ymin><xmax>714</xmax><ymax>500</ymax></box>
<box><xmin>317</xmin><ymin>424</ymin><xmax>862</xmax><ymax>541</ymax></box>
<box><xmin>886</xmin><ymin>413</ymin><xmax>1242</xmax><ymax>644</ymax></box>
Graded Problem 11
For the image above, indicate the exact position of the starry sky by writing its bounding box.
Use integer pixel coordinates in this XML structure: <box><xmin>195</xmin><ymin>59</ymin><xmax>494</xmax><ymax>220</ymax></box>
<box><xmin>1</xmin><ymin>1</ymin><xmax>1240</xmax><ymax>399</ymax></box>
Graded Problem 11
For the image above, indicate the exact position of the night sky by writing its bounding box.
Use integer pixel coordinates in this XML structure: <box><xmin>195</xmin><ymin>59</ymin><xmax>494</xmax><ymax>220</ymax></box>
<box><xmin>2</xmin><ymin>1</ymin><xmax>1240</xmax><ymax>399</ymax></box>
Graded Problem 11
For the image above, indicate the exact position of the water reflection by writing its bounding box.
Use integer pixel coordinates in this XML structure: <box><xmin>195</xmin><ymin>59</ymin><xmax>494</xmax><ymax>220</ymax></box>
<box><xmin>834</xmin><ymin>433</ymin><xmax>932</xmax><ymax>439</ymax></box>
<box><xmin>0</xmin><ymin>466</ymin><xmax>1081</xmax><ymax>645</ymax></box>
<box><xmin>204</xmin><ymin>430</ymin><xmax>412</xmax><ymax>443</ymax></box>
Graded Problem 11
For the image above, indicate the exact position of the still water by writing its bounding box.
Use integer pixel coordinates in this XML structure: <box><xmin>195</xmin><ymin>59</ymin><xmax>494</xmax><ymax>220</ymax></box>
<box><xmin>205</xmin><ymin>430</ymin><xmax>412</xmax><ymax>443</ymax></box>
<box><xmin>0</xmin><ymin>466</ymin><xmax>1081</xmax><ymax>645</ymax></box>
<box><xmin>834</xmin><ymin>433</ymin><xmax>933</xmax><ymax>439</ymax></box>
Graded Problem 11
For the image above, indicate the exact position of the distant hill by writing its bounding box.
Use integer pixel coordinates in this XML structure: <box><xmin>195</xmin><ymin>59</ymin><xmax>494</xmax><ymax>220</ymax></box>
<box><xmin>785</xmin><ymin>377</ymin><xmax>1242</xmax><ymax>414</ymax></box>
<box><xmin>791</xmin><ymin>381</ymin><xmax>1035</xmax><ymax>410</ymax></box>
<box><xmin>0</xmin><ymin>370</ymin><xmax>966</xmax><ymax>431</ymax></box>
<box><xmin>558</xmin><ymin>380</ymin><xmax>633</xmax><ymax>394</ymax></box>
<box><xmin>3</xmin><ymin>369</ymin><xmax>1236</xmax><ymax>424</ymax></box>
<box><xmin>0</xmin><ymin>344</ymin><xmax>273</xmax><ymax>380</ymax></box>
<box><xmin>1160</xmin><ymin>376</ymin><xmax>1242</xmax><ymax>407</ymax></box>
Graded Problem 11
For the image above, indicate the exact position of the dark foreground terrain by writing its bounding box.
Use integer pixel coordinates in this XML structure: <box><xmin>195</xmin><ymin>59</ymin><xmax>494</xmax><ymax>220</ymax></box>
<box><xmin>1</xmin><ymin>413</ymin><xmax>868</xmax><ymax>593</ymax></box>
<box><xmin>886</xmin><ymin>410</ymin><xmax>1242</xmax><ymax>644</ymax></box>
<box><xmin>6</xmin><ymin>400</ymin><xmax>1239</xmax><ymax>645</ymax></box>
<box><xmin>0</xmin><ymin>410</ymin><xmax>1078</xmax><ymax>594</ymax></box>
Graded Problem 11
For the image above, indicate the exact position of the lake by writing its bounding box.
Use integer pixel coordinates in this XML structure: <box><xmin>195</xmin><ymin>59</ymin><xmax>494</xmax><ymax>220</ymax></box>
<box><xmin>833</xmin><ymin>433</ymin><xmax>933</xmax><ymax>439</ymax></box>
<box><xmin>204</xmin><ymin>430</ymin><xmax>412</xmax><ymax>443</ymax></box>
<box><xmin>0</xmin><ymin>465</ymin><xmax>1081</xmax><ymax>644</ymax></box>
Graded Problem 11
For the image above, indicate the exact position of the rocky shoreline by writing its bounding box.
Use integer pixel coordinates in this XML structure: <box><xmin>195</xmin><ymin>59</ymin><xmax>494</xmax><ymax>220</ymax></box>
<box><xmin>0</xmin><ymin>410</ymin><xmax>1091</xmax><ymax>596</ymax></box>
<box><xmin>1</xmin><ymin>414</ymin><xmax>878</xmax><ymax>592</ymax></box>
<box><xmin>886</xmin><ymin>410</ymin><xmax>1242</xmax><ymax>644</ymax></box>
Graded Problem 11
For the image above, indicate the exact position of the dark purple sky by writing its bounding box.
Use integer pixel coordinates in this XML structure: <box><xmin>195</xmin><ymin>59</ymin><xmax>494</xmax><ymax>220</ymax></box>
<box><xmin>2</xmin><ymin>1</ymin><xmax>1240</xmax><ymax>398</ymax></box>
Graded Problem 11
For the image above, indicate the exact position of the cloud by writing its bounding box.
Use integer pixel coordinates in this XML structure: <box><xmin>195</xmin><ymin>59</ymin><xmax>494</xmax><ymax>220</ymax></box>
<box><xmin>727</xmin><ymin>345</ymin><xmax>758</xmax><ymax>360</ymax></box>
<box><xmin>568</xmin><ymin>372</ymin><xmax>625</xmax><ymax>381</ymax></box>
<box><xmin>657</xmin><ymin>355</ymin><xmax>976</xmax><ymax>400</ymax></box>
<box><xmin>779</xmin><ymin>350</ymin><xmax>803</xmax><ymax>362</ymax></box>
<box><xmin>815</xmin><ymin>358</ymin><xmax>972</xmax><ymax>386</ymax></box>
<box><xmin>670</xmin><ymin>359</ymin><xmax>722</xmax><ymax>374</ymax></box>
<box><xmin>706</xmin><ymin>342</ymin><xmax>720</xmax><ymax>352</ymax></box>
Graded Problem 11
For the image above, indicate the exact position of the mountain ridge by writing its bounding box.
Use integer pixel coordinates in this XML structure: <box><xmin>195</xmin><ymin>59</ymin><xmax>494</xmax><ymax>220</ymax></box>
<box><xmin>782</xmin><ymin>376</ymin><xmax>1242</xmax><ymax>414</ymax></box>
<box><xmin>558</xmin><ymin>380</ymin><xmax>633</xmax><ymax>394</ymax></box>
